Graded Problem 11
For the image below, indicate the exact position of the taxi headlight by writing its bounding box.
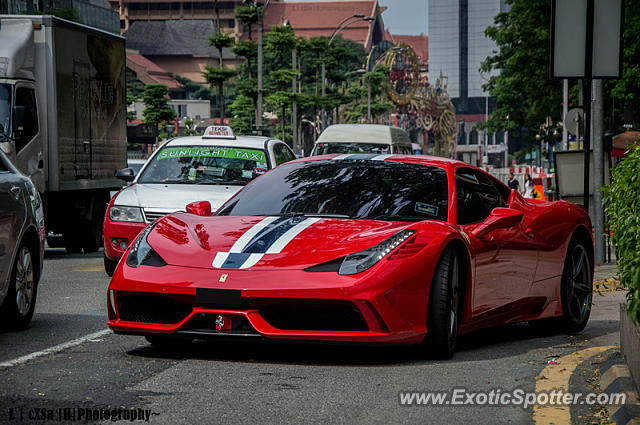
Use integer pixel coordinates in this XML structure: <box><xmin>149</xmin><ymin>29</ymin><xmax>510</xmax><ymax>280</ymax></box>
<box><xmin>338</xmin><ymin>230</ymin><xmax>416</xmax><ymax>275</ymax></box>
<box><xmin>110</xmin><ymin>205</ymin><xmax>144</xmax><ymax>222</ymax></box>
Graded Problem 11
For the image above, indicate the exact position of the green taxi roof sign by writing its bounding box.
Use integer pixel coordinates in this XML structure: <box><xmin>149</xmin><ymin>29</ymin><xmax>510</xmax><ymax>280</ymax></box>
<box><xmin>202</xmin><ymin>125</ymin><xmax>236</xmax><ymax>139</ymax></box>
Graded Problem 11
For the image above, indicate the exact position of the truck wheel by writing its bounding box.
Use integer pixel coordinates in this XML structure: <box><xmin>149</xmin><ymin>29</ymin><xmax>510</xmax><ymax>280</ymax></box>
<box><xmin>0</xmin><ymin>243</ymin><xmax>38</xmax><ymax>330</ymax></box>
<box><xmin>82</xmin><ymin>198</ymin><xmax>106</xmax><ymax>253</ymax></box>
<box><xmin>104</xmin><ymin>254</ymin><xmax>118</xmax><ymax>277</ymax></box>
<box><xmin>63</xmin><ymin>230</ymin><xmax>83</xmax><ymax>254</ymax></box>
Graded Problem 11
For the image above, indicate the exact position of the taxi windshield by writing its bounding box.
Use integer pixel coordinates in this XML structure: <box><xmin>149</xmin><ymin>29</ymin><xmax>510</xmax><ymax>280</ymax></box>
<box><xmin>138</xmin><ymin>145</ymin><xmax>268</xmax><ymax>185</ymax></box>
<box><xmin>313</xmin><ymin>142</ymin><xmax>391</xmax><ymax>155</ymax></box>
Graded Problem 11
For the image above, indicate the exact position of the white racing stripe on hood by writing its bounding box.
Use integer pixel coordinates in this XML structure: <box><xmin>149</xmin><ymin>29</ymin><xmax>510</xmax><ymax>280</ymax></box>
<box><xmin>265</xmin><ymin>217</ymin><xmax>321</xmax><ymax>254</ymax></box>
<box><xmin>229</xmin><ymin>216</ymin><xmax>279</xmax><ymax>253</ymax></box>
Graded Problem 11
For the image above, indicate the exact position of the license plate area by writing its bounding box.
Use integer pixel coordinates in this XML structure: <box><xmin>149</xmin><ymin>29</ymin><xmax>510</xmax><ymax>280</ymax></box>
<box><xmin>195</xmin><ymin>288</ymin><xmax>241</xmax><ymax>307</ymax></box>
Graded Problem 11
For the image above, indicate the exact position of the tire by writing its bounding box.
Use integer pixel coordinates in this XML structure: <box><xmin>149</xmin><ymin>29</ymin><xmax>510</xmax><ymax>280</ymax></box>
<box><xmin>145</xmin><ymin>334</ymin><xmax>191</xmax><ymax>348</ymax></box>
<box><xmin>529</xmin><ymin>240</ymin><xmax>592</xmax><ymax>333</ymax></box>
<box><xmin>63</xmin><ymin>229</ymin><xmax>83</xmax><ymax>254</ymax></box>
<box><xmin>82</xmin><ymin>199</ymin><xmax>106</xmax><ymax>253</ymax></box>
<box><xmin>424</xmin><ymin>247</ymin><xmax>460</xmax><ymax>359</ymax></box>
<box><xmin>104</xmin><ymin>254</ymin><xmax>118</xmax><ymax>277</ymax></box>
<box><xmin>0</xmin><ymin>244</ymin><xmax>38</xmax><ymax>331</ymax></box>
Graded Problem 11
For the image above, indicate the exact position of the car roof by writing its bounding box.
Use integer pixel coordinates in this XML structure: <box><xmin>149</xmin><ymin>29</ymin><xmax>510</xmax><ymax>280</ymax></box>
<box><xmin>315</xmin><ymin>124</ymin><xmax>411</xmax><ymax>145</ymax></box>
<box><xmin>163</xmin><ymin>135</ymin><xmax>279</xmax><ymax>149</ymax></box>
<box><xmin>290</xmin><ymin>153</ymin><xmax>469</xmax><ymax>169</ymax></box>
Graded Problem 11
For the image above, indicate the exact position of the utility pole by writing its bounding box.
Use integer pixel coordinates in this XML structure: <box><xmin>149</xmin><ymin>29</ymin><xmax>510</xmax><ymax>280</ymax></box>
<box><xmin>593</xmin><ymin>79</ymin><xmax>604</xmax><ymax>264</ymax></box>
<box><xmin>562</xmin><ymin>79</ymin><xmax>568</xmax><ymax>150</ymax></box>
<box><xmin>256</xmin><ymin>16</ymin><xmax>263</xmax><ymax>136</ymax></box>
<box><xmin>291</xmin><ymin>47</ymin><xmax>298</xmax><ymax>152</ymax></box>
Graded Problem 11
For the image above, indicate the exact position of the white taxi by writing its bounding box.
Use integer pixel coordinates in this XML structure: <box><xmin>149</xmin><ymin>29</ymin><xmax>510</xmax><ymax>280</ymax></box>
<box><xmin>102</xmin><ymin>126</ymin><xmax>295</xmax><ymax>275</ymax></box>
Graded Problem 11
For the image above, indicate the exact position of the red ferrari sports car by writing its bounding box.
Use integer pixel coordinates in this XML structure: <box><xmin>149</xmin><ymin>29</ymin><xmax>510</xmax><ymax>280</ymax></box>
<box><xmin>107</xmin><ymin>154</ymin><xmax>594</xmax><ymax>358</ymax></box>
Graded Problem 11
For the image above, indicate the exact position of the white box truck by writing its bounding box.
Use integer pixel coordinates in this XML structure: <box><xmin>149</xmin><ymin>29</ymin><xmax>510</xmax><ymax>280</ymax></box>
<box><xmin>0</xmin><ymin>15</ymin><xmax>127</xmax><ymax>253</ymax></box>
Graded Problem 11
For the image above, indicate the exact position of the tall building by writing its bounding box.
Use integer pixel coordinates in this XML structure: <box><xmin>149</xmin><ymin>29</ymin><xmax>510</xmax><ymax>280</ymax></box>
<box><xmin>429</xmin><ymin>0</ymin><xmax>509</xmax><ymax>166</ymax></box>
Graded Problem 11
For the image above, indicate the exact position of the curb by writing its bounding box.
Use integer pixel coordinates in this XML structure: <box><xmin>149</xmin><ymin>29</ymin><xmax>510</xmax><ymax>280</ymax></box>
<box><xmin>600</xmin><ymin>350</ymin><xmax>640</xmax><ymax>425</ymax></box>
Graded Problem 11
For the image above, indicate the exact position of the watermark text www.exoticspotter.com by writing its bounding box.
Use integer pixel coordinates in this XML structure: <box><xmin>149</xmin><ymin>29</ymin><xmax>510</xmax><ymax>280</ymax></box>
<box><xmin>399</xmin><ymin>388</ymin><xmax>627</xmax><ymax>409</ymax></box>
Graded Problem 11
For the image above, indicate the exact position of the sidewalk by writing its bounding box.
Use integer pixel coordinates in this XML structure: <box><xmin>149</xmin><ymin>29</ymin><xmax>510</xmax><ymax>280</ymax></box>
<box><xmin>595</xmin><ymin>262</ymin><xmax>619</xmax><ymax>281</ymax></box>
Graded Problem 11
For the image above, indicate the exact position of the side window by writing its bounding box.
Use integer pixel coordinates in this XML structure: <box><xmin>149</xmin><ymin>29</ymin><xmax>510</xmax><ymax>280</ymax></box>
<box><xmin>456</xmin><ymin>168</ymin><xmax>503</xmax><ymax>225</ymax></box>
<box><xmin>13</xmin><ymin>87</ymin><xmax>38</xmax><ymax>153</ymax></box>
<box><xmin>273</xmin><ymin>143</ymin><xmax>295</xmax><ymax>165</ymax></box>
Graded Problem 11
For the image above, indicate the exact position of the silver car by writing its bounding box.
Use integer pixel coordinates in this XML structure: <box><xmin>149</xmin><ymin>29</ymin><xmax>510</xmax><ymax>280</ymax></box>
<box><xmin>0</xmin><ymin>149</ymin><xmax>44</xmax><ymax>330</ymax></box>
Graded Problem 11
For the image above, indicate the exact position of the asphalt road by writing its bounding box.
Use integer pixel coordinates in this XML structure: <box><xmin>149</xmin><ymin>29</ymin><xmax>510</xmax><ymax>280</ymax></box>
<box><xmin>0</xmin><ymin>249</ymin><xmax>625</xmax><ymax>424</ymax></box>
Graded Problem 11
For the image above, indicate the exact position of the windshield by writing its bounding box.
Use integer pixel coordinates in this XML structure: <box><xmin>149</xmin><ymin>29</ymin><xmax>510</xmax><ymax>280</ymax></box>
<box><xmin>217</xmin><ymin>160</ymin><xmax>449</xmax><ymax>222</ymax></box>
<box><xmin>138</xmin><ymin>145</ymin><xmax>268</xmax><ymax>185</ymax></box>
<box><xmin>0</xmin><ymin>83</ymin><xmax>11</xmax><ymax>137</ymax></box>
<box><xmin>313</xmin><ymin>142</ymin><xmax>391</xmax><ymax>155</ymax></box>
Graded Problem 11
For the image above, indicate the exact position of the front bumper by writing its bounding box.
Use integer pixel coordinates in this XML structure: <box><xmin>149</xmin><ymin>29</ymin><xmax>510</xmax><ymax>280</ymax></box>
<box><xmin>103</xmin><ymin>218</ymin><xmax>146</xmax><ymax>261</ymax></box>
<box><xmin>107</xmin><ymin>261</ymin><xmax>435</xmax><ymax>344</ymax></box>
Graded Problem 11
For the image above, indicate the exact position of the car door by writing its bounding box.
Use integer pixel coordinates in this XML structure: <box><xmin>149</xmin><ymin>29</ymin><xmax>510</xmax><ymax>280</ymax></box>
<box><xmin>13</xmin><ymin>84</ymin><xmax>44</xmax><ymax>192</ymax></box>
<box><xmin>271</xmin><ymin>142</ymin><xmax>296</xmax><ymax>167</ymax></box>
<box><xmin>456</xmin><ymin>167</ymin><xmax>531</xmax><ymax>316</ymax></box>
<box><xmin>0</xmin><ymin>154</ymin><xmax>26</xmax><ymax>290</ymax></box>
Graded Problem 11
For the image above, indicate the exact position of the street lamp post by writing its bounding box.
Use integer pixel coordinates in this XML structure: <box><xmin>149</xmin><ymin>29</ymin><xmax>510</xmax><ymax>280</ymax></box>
<box><xmin>321</xmin><ymin>15</ymin><xmax>374</xmax><ymax>128</ymax></box>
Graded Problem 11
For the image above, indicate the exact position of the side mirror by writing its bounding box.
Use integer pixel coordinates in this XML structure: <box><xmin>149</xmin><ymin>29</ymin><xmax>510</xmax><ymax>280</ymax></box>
<box><xmin>186</xmin><ymin>201</ymin><xmax>212</xmax><ymax>217</ymax></box>
<box><xmin>471</xmin><ymin>207</ymin><xmax>523</xmax><ymax>239</ymax></box>
<box><xmin>115</xmin><ymin>167</ymin><xmax>135</xmax><ymax>182</ymax></box>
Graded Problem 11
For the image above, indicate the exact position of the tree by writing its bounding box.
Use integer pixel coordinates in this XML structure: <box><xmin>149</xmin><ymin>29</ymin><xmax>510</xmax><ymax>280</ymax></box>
<box><xmin>126</xmin><ymin>88</ymin><xmax>137</xmax><ymax>122</ymax></box>
<box><xmin>234</xmin><ymin>5</ymin><xmax>259</xmax><ymax>40</ymax></box>
<box><xmin>229</xmin><ymin>94</ymin><xmax>255</xmax><ymax>135</ymax></box>
<box><xmin>204</xmin><ymin>32</ymin><xmax>236</xmax><ymax>123</ymax></box>
<box><xmin>264</xmin><ymin>25</ymin><xmax>297</xmax><ymax>63</ymax></box>
<box><xmin>479</xmin><ymin>0</ymin><xmax>562</xmax><ymax>145</ymax></box>
<box><xmin>142</xmin><ymin>84</ymin><xmax>176</xmax><ymax>137</ymax></box>
<box><xmin>233</xmin><ymin>41</ymin><xmax>258</xmax><ymax>79</ymax></box>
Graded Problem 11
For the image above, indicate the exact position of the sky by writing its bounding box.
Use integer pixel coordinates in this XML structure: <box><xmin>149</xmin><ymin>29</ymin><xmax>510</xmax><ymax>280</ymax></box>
<box><xmin>378</xmin><ymin>0</ymin><xmax>428</xmax><ymax>35</ymax></box>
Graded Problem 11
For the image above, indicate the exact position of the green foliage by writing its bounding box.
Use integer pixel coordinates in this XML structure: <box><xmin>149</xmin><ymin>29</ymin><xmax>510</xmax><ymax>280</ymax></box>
<box><xmin>142</xmin><ymin>84</ymin><xmax>176</xmax><ymax>127</ymax></box>
<box><xmin>480</xmin><ymin>0</ymin><xmax>562</xmax><ymax>143</ymax></box>
<box><xmin>265</xmin><ymin>25</ymin><xmax>297</xmax><ymax>63</ymax></box>
<box><xmin>603</xmin><ymin>141</ymin><xmax>640</xmax><ymax>323</ymax></box>
<box><xmin>183</xmin><ymin>119</ymin><xmax>199</xmax><ymax>136</ymax></box>
<box><xmin>233</xmin><ymin>41</ymin><xmax>258</xmax><ymax>61</ymax></box>
<box><xmin>234</xmin><ymin>5</ymin><xmax>259</xmax><ymax>33</ymax></box>
<box><xmin>125</xmin><ymin>89</ymin><xmax>137</xmax><ymax>122</ymax></box>
<box><xmin>203</xmin><ymin>66</ymin><xmax>237</xmax><ymax>85</ymax></box>
<box><xmin>207</xmin><ymin>32</ymin><xmax>235</xmax><ymax>51</ymax></box>
<box><xmin>37</xmin><ymin>7</ymin><xmax>81</xmax><ymax>22</ymax></box>
<box><xmin>229</xmin><ymin>94</ymin><xmax>255</xmax><ymax>135</ymax></box>
<box><xmin>172</xmin><ymin>74</ymin><xmax>216</xmax><ymax>102</ymax></box>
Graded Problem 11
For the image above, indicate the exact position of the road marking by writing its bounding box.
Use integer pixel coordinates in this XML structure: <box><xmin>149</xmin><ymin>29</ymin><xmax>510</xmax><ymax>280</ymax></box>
<box><xmin>533</xmin><ymin>345</ymin><xmax>615</xmax><ymax>425</ymax></box>
<box><xmin>70</xmin><ymin>265</ymin><xmax>104</xmax><ymax>272</ymax></box>
<box><xmin>0</xmin><ymin>329</ymin><xmax>110</xmax><ymax>368</ymax></box>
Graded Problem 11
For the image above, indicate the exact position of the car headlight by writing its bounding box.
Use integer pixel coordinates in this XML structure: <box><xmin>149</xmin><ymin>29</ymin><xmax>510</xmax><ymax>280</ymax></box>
<box><xmin>338</xmin><ymin>230</ymin><xmax>416</xmax><ymax>275</ymax></box>
<box><xmin>110</xmin><ymin>205</ymin><xmax>144</xmax><ymax>222</ymax></box>
<box><xmin>125</xmin><ymin>223</ymin><xmax>167</xmax><ymax>268</ymax></box>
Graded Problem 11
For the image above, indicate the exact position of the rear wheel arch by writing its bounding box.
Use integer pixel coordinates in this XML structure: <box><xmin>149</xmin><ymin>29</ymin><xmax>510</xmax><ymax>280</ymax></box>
<box><xmin>568</xmin><ymin>224</ymin><xmax>594</xmax><ymax>274</ymax></box>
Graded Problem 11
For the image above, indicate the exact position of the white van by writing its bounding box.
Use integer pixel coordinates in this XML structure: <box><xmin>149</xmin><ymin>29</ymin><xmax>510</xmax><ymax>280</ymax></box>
<box><xmin>310</xmin><ymin>124</ymin><xmax>414</xmax><ymax>156</ymax></box>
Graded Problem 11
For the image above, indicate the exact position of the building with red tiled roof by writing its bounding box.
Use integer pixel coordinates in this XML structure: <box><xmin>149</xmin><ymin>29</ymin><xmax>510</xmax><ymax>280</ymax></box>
<box><xmin>388</xmin><ymin>33</ymin><xmax>428</xmax><ymax>71</ymax></box>
<box><xmin>126</xmin><ymin>50</ymin><xmax>182</xmax><ymax>93</ymax></box>
<box><xmin>253</xmin><ymin>0</ymin><xmax>386</xmax><ymax>50</ymax></box>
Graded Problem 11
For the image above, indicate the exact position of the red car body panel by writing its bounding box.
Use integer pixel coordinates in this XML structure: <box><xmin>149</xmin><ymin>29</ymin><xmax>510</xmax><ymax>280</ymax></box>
<box><xmin>107</xmin><ymin>154</ymin><xmax>593</xmax><ymax>344</ymax></box>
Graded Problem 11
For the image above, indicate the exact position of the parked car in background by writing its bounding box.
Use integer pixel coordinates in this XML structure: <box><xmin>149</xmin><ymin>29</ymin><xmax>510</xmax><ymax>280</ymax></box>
<box><xmin>102</xmin><ymin>126</ymin><xmax>295</xmax><ymax>276</ymax></box>
<box><xmin>0</xmin><ymin>150</ymin><xmax>45</xmax><ymax>330</ymax></box>
<box><xmin>310</xmin><ymin>124</ymin><xmax>413</xmax><ymax>156</ymax></box>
